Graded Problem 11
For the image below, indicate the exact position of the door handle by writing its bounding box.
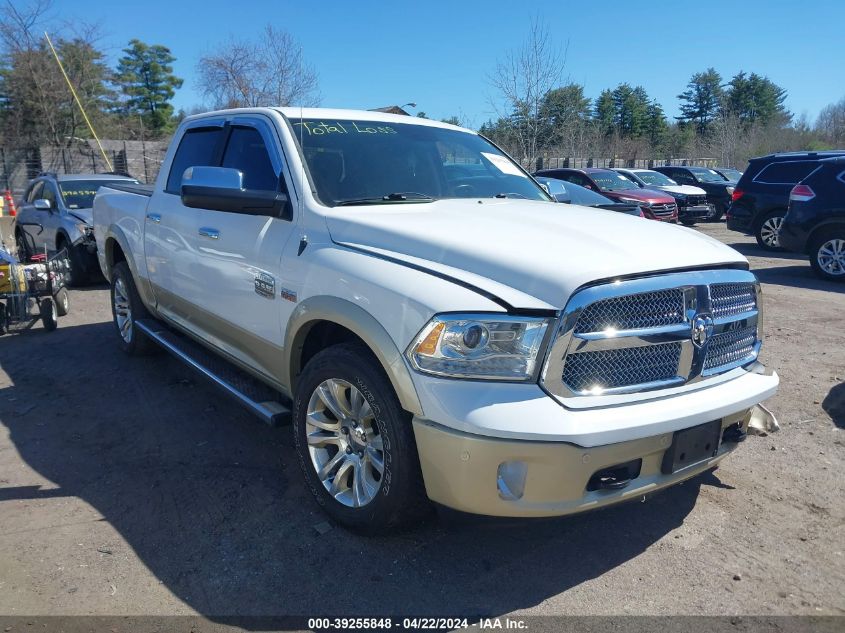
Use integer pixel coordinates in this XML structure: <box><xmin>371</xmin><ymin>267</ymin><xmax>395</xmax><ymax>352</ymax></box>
<box><xmin>198</xmin><ymin>227</ymin><xmax>220</xmax><ymax>240</ymax></box>
<box><xmin>146</xmin><ymin>213</ymin><xmax>161</xmax><ymax>223</ymax></box>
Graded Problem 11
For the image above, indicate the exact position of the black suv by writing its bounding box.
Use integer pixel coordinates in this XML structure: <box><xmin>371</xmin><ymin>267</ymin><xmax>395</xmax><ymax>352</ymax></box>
<box><xmin>779</xmin><ymin>157</ymin><xmax>845</xmax><ymax>281</ymax></box>
<box><xmin>726</xmin><ymin>150</ymin><xmax>845</xmax><ymax>250</ymax></box>
<box><xmin>652</xmin><ymin>165</ymin><xmax>736</xmax><ymax>220</ymax></box>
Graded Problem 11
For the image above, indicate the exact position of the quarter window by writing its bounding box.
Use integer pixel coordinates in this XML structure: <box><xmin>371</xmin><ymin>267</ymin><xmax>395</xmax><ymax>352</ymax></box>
<box><xmin>754</xmin><ymin>161</ymin><xmax>818</xmax><ymax>185</ymax></box>
<box><xmin>221</xmin><ymin>126</ymin><xmax>278</xmax><ymax>191</ymax></box>
<box><xmin>166</xmin><ymin>127</ymin><xmax>225</xmax><ymax>193</ymax></box>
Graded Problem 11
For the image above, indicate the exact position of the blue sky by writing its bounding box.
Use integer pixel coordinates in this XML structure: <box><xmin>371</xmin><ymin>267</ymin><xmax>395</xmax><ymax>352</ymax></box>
<box><xmin>49</xmin><ymin>0</ymin><xmax>845</xmax><ymax>127</ymax></box>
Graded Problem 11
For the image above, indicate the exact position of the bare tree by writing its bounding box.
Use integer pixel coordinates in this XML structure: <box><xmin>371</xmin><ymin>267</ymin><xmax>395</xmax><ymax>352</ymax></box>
<box><xmin>197</xmin><ymin>25</ymin><xmax>320</xmax><ymax>109</ymax></box>
<box><xmin>488</xmin><ymin>18</ymin><xmax>565</xmax><ymax>167</ymax></box>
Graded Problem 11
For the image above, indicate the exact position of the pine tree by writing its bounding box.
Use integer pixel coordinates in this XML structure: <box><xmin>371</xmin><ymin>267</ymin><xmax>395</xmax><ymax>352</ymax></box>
<box><xmin>116</xmin><ymin>39</ymin><xmax>183</xmax><ymax>137</ymax></box>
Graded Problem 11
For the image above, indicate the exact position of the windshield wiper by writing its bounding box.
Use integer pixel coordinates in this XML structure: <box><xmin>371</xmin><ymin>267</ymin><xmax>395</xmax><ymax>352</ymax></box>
<box><xmin>335</xmin><ymin>192</ymin><xmax>435</xmax><ymax>206</ymax></box>
<box><xmin>493</xmin><ymin>192</ymin><xmax>527</xmax><ymax>199</ymax></box>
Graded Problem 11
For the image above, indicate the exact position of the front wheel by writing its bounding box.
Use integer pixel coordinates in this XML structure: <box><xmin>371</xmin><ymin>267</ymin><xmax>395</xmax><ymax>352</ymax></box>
<box><xmin>810</xmin><ymin>230</ymin><xmax>845</xmax><ymax>282</ymax></box>
<box><xmin>680</xmin><ymin>218</ymin><xmax>697</xmax><ymax>226</ymax></box>
<box><xmin>755</xmin><ymin>210</ymin><xmax>785</xmax><ymax>250</ymax></box>
<box><xmin>293</xmin><ymin>343</ymin><xmax>429</xmax><ymax>534</ymax></box>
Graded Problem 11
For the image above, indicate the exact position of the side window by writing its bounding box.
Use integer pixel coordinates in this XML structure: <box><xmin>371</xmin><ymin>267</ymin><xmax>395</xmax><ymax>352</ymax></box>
<box><xmin>221</xmin><ymin>126</ymin><xmax>278</xmax><ymax>191</ymax></box>
<box><xmin>675</xmin><ymin>170</ymin><xmax>694</xmax><ymax>184</ymax></box>
<box><xmin>28</xmin><ymin>181</ymin><xmax>44</xmax><ymax>202</ymax></box>
<box><xmin>41</xmin><ymin>183</ymin><xmax>57</xmax><ymax>208</ymax></box>
<box><xmin>754</xmin><ymin>161</ymin><xmax>817</xmax><ymax>185</ymax></box>
<box><xmin>166</xmin><ymin>127</ymin><xmax>225</xmax><ymax>194</ymax></box>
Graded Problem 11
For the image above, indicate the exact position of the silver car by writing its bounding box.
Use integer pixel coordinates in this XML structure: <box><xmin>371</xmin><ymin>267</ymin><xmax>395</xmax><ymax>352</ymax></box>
<box><xmin>16</xmin><ymin>173</ymin><xmax>138</xmax><ymax>283</ymax></box>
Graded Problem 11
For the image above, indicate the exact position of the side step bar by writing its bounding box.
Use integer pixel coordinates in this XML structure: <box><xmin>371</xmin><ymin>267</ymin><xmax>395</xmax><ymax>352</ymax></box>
<box><xmin>135</xmin><ymin>319</ymin><xmax>291</xmax><ymax>426</ymax></box>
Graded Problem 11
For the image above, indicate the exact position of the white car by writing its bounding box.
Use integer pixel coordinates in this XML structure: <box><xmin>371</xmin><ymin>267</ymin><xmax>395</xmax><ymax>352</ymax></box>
<box><xmin>93</xmin><ymin>108</ymin><xmax>779</xmax><ymax>533</ymax></box>
<box><xmin>614</xmin><ymin>168</ymin><xmax>715</xmax><ymax>225</ymax></box>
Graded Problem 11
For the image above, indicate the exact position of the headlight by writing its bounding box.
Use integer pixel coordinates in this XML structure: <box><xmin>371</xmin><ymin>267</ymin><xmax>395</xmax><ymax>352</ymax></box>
<box><xmin>407</xmin><ymin>314</ymin><xmax>551</xmax><ymax>381</ymax></box>
<box><xmin>76</xmin><ymin>223</ymin><xmax>93</xmax><ymax>236</ymax></box>
<box><xmin>672</xmin><ymin>192</ymin><xmax>687</xmax><ymax>200</ymax></box>
<box><xmin>618</xmin><ymin>197</ymin><xmax>648</xmax><ymax>206</ymax></box>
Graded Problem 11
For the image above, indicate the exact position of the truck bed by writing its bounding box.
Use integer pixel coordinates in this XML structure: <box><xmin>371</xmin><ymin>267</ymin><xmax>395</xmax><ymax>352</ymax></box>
<box><xmin>107</xmin><ymin>183</ymin><xmax>154</xmax><ymax>197</ymax></box>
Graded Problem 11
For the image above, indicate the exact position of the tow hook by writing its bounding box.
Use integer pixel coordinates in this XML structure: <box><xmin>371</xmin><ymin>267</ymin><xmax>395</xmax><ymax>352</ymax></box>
<box><xmin>746</xmin><ymin>403</ymin><xmax>780</xmax><ymax>436</ymax></box>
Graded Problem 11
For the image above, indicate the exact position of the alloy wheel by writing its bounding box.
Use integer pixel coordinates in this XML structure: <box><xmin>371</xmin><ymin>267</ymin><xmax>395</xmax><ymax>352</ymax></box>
<box><xmin>760</xmin><ymin>216</ymin><xmax>784</xmax><ymax>248</ymax></box>
<box><xmin>817</xmin><ymin>238</ymin><xmax>845</xmax><ymax>276</ymax></box>
<box><xmin>305</xmin><ymin>378</ymin><xmax>384</xmax><ymax>508</ymax></box>
<box><xmin>113</xmin><ymin>277</ymin><xmax>133</xmax><ymax>343</ymax></box>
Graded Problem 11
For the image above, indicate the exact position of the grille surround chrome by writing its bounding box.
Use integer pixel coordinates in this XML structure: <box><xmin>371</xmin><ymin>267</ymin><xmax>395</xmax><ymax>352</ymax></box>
<box><xmin>541</xmin><ymin>269</ymin><xmax>761</xmax><ymax>403</ymax></box>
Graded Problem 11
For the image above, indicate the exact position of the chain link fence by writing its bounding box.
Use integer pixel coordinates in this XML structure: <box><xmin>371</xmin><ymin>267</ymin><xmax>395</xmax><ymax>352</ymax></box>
<box><xmin>0</xmin><ymin>139</ymin><xmax>170</xmax><ymax>197</ymax></box>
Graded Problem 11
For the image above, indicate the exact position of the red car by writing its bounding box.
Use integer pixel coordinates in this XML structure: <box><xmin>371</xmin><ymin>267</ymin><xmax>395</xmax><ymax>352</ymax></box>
<box><xmin>534</xmin><ymin>167</ymin><xmax>679</xmax><ymax>222</ymax></box>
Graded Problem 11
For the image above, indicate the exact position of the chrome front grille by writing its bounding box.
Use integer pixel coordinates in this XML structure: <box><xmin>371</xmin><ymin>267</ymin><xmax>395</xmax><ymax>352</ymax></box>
<box><xmin>703</xmin><ymin>325</ymin><xmax>758</xmax><ymax>372</ymax></box>
<box><xmin>541</xmin><ymin>270</ymin><xmax>762</xmax><ymax>401</ymax></box>
<box><xmin>574</xmin><ymin>289</ymin><xmax>685</xmax><ymax>333</ymax></box>
<box><xmin>651</xmin><ymin>203</ymin><xmax>677</xmax><ymax>217</ymax></box>
<box><xmin>710</xmin><ymin>283</ymin><xmax>757</xmax><ymax>318</ymax></box>
<box><xmin>562</xmin><ymin>342</ymin><xmax>683</xmax><ymax>392</ymax></box>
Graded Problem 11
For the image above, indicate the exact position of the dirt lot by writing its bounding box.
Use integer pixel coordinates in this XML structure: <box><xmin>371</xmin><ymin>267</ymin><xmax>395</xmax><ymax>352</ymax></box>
<box><xmin>0</xmin><ymin>222</ymin><xmax>842</xmax><ymax>620</ymax></box>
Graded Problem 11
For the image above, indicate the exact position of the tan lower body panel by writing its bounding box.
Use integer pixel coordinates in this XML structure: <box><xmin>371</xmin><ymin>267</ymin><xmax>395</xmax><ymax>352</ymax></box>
<box><xmin>412</xmin><ymin>409</ymin><xmax>751</xmax><ymax>517</ymax></box>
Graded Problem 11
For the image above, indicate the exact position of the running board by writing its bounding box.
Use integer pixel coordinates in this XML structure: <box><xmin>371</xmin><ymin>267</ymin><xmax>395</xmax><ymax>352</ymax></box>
<box><xmin>135</xmin><ymin>319</ymin><xmax>291</xmax><ymax>426</ymax></box>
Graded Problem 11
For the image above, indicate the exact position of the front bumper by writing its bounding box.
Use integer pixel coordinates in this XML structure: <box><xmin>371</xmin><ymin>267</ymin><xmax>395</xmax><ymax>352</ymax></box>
<box><xmin>679</xmin><ymin>204</ymin><xmax>712</xmax><ymax>220</ymax></box>
<box><xmin>414</xmin><ymin>407</ymin><xmax>757</xmax><ymax>517</ymax></box>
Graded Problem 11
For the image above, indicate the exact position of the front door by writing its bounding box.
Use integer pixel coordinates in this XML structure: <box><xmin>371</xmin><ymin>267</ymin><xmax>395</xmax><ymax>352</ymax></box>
<box><xmin>189</xmin><ymin>117</ymin><xmax>298</xmax><ymax>382</ymax></box>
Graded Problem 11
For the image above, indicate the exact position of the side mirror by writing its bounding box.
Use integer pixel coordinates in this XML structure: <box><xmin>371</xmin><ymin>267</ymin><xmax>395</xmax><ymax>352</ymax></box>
<box><xmin>180</xmin><ymin>166</ymin><xmax>292</xmax><ymax>220</ymax></box>
<box><xmin>34</xmin><ymin>198</ymin><xmax>51</xmax><ymax>211</ymax></box>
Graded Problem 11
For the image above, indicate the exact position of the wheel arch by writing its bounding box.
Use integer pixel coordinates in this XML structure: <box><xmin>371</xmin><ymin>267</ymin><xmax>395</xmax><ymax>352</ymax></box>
<box><xmin>807</xmin><ymin>220</ymin><xmax>845</xmax><ymax>254</ymax></box>
<box><xmin>103</xmin><ymin>225</ymin><xmax>157</xmax><ymax>310</ymax></box>
<box><xmin>284</xmin><ymin>296</ymin><xmax>424</xmax><ymax>416</ymax></box>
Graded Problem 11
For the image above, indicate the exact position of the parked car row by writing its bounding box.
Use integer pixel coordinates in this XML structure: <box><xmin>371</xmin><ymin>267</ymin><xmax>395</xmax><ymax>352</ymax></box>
<box><xmin>726</xmin><ymin>150</ymin><xmax>845</xmax><ymax>251</ymax></box>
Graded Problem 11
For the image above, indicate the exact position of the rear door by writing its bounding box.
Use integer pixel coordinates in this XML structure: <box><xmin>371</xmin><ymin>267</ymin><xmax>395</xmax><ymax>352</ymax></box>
<box><xmin>144</xmin><ymin>121</ymin><xmax>227</xmax><ymax>322</ymax></box>
<box><xmin>189</xmin><ymin>115</ymin><xmax>299</xmax><ymax>382</ymax></box>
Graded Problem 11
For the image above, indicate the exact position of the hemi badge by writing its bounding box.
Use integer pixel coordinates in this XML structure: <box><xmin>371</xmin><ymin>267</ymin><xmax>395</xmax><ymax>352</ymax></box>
<box><xmin>254</xmin><ymin>273</ymin><xmax>276</xmax><ymax>299</ymax></box>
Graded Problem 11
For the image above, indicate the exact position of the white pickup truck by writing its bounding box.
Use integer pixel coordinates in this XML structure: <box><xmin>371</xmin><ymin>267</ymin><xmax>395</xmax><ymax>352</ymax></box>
<box><xmin>93</xmin><ymin>107</ymin><xmax>779</xmax><ymax>533</ymax></box>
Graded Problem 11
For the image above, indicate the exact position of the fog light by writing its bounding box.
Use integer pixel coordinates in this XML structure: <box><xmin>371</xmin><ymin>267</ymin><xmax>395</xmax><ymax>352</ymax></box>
<box><xmin>497</xmin><ymin>461</ymin><xmax>527</xmax><ymax>500</ymax></box>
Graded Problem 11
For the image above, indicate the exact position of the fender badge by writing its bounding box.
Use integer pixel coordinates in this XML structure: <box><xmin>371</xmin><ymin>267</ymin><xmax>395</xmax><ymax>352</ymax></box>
<box><xmin>280</xmin><ymin>288</ymin><xmax>297</xmax><ymax>303</ymax></box>
<box><xmin>254</xmin><ymin>272</ymin><xmax>275</xmax><ymax>299</ymax></box>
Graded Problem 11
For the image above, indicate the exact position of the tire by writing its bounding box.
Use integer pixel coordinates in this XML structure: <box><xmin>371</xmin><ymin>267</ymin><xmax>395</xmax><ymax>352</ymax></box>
<box><xmin>57</xmin><ymin>238</ymin><xmax>87</xmax><ymax>286</ymax></box>
<box><xmin>707</xmin><ymin>203</ymin><xmax>724</xmax><ymax>222</ymax></box>
<box><xmin>55</xmin><ymin>287</ymin><xmax>70</xmax><ymax>316</ymax></box>
<box><xmin>15</xmin><ymin>229</ymin><xmax>31</xmax><ymax>262</ymax></box>
<box><xmin>110</xmin><ymin>261</ymin><xmax>156</xmax><ymax>355</ymax></box>
<box><xmin>680</xmin><ymin>218</ymin><xmax>697</xmax><ymax>226</ymax></box>
<box><xmin>809</xmin><ymin>229</ymin><xmax>845</xmax><ymax>282</ymax></box>
<box><xmin>0</xmin><ymin>301</ymin><xmax>6</xmax><ymax>336</ymax></box>
<box><xmin>755</xmin><ymin>210</ymin><xmax>786</xmax><ymax>250</ymax></box>
<box><xmin>293</xmin><ymin>343</ymin><xmax>430</xmax><ymax>534</ymax></box>
<box><xmin>40</xmin><ymin>297</ymin><xmax>57</xmax><ymax>332</ymax></box>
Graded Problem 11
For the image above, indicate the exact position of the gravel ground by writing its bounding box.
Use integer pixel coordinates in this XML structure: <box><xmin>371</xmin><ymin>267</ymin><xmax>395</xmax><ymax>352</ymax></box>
<box><xmin>0</xmin><ymin>222</ymin><xmax>842</xmax><ymax>620</ymax></box>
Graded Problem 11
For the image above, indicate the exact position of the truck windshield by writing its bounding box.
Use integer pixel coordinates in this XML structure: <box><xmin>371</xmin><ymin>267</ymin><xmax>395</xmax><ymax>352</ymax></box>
<box><xmin>59</xmin><ymin>179</ymin><xmax>139</xmax><ymax>209</ymax></box>
<box><xmin>290</xmin><ymin>119</ymin><xmax>550</xmax><ymax>206</ymax></box>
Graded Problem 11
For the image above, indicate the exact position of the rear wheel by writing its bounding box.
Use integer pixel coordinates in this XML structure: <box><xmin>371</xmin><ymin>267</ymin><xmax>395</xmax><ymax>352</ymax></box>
<box><xmin>55</xmin><ymin>287</ymin><xmax>70</xmax><ymax>316</ymax></box>
<box><xmin>810</xmin><ymin>230</ymin><xmax>845</xmax><ymax>282</ymax></box>
<box><xmin>40</xmin><ymin>297</ymin><xmax>57</xmax><ymax>332</ymax></box>
<box><xmin>110</xmin><ymin>261</ymin><xmax>155</xmax><ymax>354</ymax></box>
<box><xmin>707</xmin><ymin>203</ymin><xmax>725</xmax><ymax>221</ymax></box>
<box><xmin>680</xmin><ymin>218</ymin><xmax>697</xmax><ymax>226</ymax></box>
<box><xmin>755</xmin><ymin>210</ymin><xmax>785</xmax><ymax>250</ymax></box>
<box><xmin>293</xmin><ymin>343</ymin><xmax>429</xmax><ymax>534</ymax></box>
<box><xmin>15</xmin><ymin>229</ymin><xmax>30</xmax><ymax>262</ymax></box>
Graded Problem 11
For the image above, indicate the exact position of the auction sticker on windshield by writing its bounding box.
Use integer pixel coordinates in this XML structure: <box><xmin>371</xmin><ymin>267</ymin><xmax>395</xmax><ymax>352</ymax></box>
<box><xmin>481</xmin><ymin>152</ymin><xmax>525</xmax><ymax>177</ymax></box>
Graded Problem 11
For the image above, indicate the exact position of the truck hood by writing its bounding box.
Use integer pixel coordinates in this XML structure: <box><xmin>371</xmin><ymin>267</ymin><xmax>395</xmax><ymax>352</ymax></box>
<box><xmin>658</xmin><ymin>184</ymin><xmax>708</xmax><ymax>196</ymax></box>
<box><xmin>325</xmin><ymin>199</ymin><xmax>747</xmax><ymax>311</ymax></box>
